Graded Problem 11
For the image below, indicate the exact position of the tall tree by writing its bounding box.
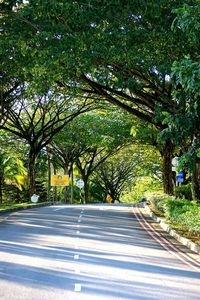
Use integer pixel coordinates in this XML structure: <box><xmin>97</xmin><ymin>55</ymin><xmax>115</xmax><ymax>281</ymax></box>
<box><xmin>93</xmin><ymin>154</ymin><xmax>137</xmax><ymax>202</ymax></box>
<box><xmin>0</xmin><ymin>87</ymin><xmax>92</xmax><ymax>196</ymax></box>
<box><xmin>0</xmin><ymin>131</ymin><xmax>27</xmax><ymax>204</ymax></box>
<box><xmin>53</xmin><ymin>111</ymin><xmax>133</xmax><ymax>203</ymax></box>
<box><xmin>161</xmin><ymin>1</ymin><xmax>200</xmax><ymax>200</ymax></box>
<box><xmin>1</xmin><ymin>0</ymin><xmax>194</xmax><ymax>194</ymax></box>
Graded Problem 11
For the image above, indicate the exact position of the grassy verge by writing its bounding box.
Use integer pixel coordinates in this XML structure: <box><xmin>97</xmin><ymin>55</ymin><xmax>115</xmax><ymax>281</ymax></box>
<box><xmin>0</xmin><ymin>201</ymin><xmax>53</xmax><ymax>212</ymax></box>
<box><xmin>146</xmin><ymin>192</ymin><xmax>200</xmax><ymax>246</ymax></box>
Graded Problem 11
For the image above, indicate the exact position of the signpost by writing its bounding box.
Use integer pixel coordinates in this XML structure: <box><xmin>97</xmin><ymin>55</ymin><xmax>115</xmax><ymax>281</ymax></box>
<box><xmin>172</xmin><ymin>157</ymin><xmax>179</xmax><ymax>172</ymax></box>
<box><xmin>77</xmin><ymin>179</ymin><xmax>84</xmax><ymax>189</ymax></box>
<box><xmin>76</xmin><ymin>179</ymin><xmax>84</xmax><ymax>204</ymax></box>
<box><xmin>31</xmin><ymin>194</ymin><xmax>39</xmax><ymax>203</ymax></box>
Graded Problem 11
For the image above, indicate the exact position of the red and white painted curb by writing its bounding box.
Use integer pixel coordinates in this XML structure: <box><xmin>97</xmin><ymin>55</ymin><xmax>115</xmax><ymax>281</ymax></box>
<box><xmin>132</xmin><ymin>205</ymin><xmax>200</xmax><ymax>272</ymax></box>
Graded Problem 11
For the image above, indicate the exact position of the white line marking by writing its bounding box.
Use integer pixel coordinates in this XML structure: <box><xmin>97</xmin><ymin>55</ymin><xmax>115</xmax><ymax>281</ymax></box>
<box><xmin>74</xmin><ymin>267</ymin><xmax>81</xmax><ymax>274</ymax></box>
<box><xmin>78</xmin><ymin>220</ymin><xmax>81</xmax><ymax>223</ymax></box>
<box><xmin>79</xmin><ymin>215</ymin><xmax>82</xmax><ymax>218</ymax></box>
<box><xmin>74</xmin><ymin>254</ymin><xmax>79</xmax><ymax>260</ymax></box>
<box><xmin>54</xmin><ymin>208</ymin><xmax>64</xmax><ymax>211</ymax></box>
<box><xmin>74</xmin><ymin>283</ymin><xmax>81</xmax><ymax>292</ymax></box>
<box><xmin>76</xmin><ymin>225</ymin><xmax>80</xmax><ymax>228</ymax></box>
<box><xmin>76</xmin><ymin>230</ymin><xmax>80</xmax><ymax>234</ymax></box>
<box><xmin>133</xmin><ymin>206</ymin><xmax>200</xmax><ymax>272</ymax></box>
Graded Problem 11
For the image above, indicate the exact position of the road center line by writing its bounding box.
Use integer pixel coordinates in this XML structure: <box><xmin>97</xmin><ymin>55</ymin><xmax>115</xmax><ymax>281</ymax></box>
<box><xmin>54</xmin><ymin>208</ymin><xmax>64</xmax><ymax>211</ymax></box>
<box><xmin>74</xmin><ymin>267</ymin><xmax>81</xmax><ymax>274</ymax></box>
<box><xmin>74</xmin><ymin>284</ymin><xmax>81</xmax><ymax>292</ymax></box>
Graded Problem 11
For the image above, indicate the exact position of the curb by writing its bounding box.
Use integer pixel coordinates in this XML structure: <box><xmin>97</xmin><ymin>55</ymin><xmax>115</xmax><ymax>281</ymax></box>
<box><xmin>144</xmin><ymin>204</ymin><xmax>200</xmax><ymax>255</ymax></box>
<box><xmin>0</xmin><ymin>202</ymin><xmax>55</xmax><ymax>222</ymax></box>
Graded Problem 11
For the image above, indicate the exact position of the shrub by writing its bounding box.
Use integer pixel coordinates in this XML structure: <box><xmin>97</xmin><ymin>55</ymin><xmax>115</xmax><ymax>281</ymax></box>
<box><xmin>145</xmin><ymin>192</ymin><xmax>174</xmax><ymax>217</ymax></box>
<box><xmin>121</xmin><ymin>176</ymin><xmax>162</xmax><ymax>203</ymax></box>
<box><xmin>174</xmin><ymin>183</ymin><xmax>192</xmax><ymax>200</ymax></box>
<box><xmin>165</xmin><ymin>199</ymin><xmax>200</xmax><ymax>234</ymax></box>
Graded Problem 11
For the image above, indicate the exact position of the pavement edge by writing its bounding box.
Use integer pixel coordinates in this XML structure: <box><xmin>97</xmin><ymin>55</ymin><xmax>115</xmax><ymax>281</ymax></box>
<box><xmin>0</xmin><ymin>202</ymin><xmax>55</xmax><ymax>222</ymax></box>
<box><xmin>144</xmin><ymin>204</ymin><xmax>200</xmax><ymax>255</ymax></box>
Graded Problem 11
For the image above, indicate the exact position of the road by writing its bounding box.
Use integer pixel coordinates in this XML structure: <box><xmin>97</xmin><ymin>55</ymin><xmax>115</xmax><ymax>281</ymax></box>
<box><xmin>0</xmin><ymin>204</ymin><xmax>200</xmax><ymax>300</ymax></box>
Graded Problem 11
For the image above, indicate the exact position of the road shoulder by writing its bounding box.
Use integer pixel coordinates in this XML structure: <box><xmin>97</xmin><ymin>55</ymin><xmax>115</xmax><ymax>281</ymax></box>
<box><xmin>136</xmin><ymin>204</ymin><xmax>200</xmax><ymax>265</ymax></box>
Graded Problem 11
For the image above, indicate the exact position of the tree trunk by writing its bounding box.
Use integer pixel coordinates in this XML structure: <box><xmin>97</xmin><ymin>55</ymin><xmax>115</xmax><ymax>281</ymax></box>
<box><xmin>46</xmin><ymin>146</ymin><xmax>51</xmax><ymax>201</ymax></box>
<box><xmin>191</xmin><ymin>162</ymin><xmax>200</xmax><ymax>202</ymax></box>
<box><xmin>64</xmin><ymin>166</ymin><xmax>70</xmax><ymax>204</ymax></box>
<box><xmin>83</xmin><ymin>177</ymin><xmax>89</xmax><ymax>204</ymax></box>
<box><xmin>28</xmin><ymin>151</ymin><xmax>37</xmax><ymax>198</ymax></box>
<box><xmin>0</xmin><ymin>173</ymin><xmax>3</xmax><ymax>205</ymax></box>
<box><xmin>70</xmin><ymin>165</ymin><xmax>74</xmax><ymax>204</ymax></box>
<box><xmin>161</xmin><ymin>140</ymin><xmax>174</xmax><ymax>195</ymax></box>
<box><xmin>53</xmin><ymin>165</ymin><xmax>57</xmax><ymax>203</ymax></box>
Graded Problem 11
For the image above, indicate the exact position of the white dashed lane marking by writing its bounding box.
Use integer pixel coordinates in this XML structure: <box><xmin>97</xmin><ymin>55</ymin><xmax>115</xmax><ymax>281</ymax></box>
<box><xmin>74</xmin><ymin>266</ymin><xmax>81</xmax><ymax>274</ymax></box>
<box><xmin>74</xmin><ymin>254</ymin><xmax>79</xmax><ymax>260</ymax></box>
<box><xmin>74</xmin><ymin>284</ymin><xmax>82</xmax><ymax>292</ymax></box>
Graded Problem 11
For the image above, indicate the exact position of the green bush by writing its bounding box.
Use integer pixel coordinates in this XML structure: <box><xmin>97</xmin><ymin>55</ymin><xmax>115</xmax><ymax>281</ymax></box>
<box><xmin>121</xmin><ymin>176</ymin><xmax>162</xmax><ymax>203</ymax></box>
<box><xmin>146</xmin><ymin>191</ymin><xmax>200</xmax><ymax>235</ymax></box>
<box><xmin>145</xmin><ymin>192</ymin><xmax>174</xmax><ymax>217</ymax></box>
<box><xmin>165</xmin><ymin>199</ymin><xmax>200</xmax><ymax>234</ymax></box>
<box><xmin>174</xmin><ymin>183</ymin><xmax>192</xmax><ymax>200</ymax></box>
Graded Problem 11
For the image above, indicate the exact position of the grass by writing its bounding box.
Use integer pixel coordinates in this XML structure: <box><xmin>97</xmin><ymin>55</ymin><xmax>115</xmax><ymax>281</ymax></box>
<box><xmin>167</xmin><ymin>222</ymin><xmax>200</xmax><ymax>246</ymax></box>
<box><xmin>0</xmin><ymin>201</ymin><xmax>52</xmax><ymax>212</ymax></box>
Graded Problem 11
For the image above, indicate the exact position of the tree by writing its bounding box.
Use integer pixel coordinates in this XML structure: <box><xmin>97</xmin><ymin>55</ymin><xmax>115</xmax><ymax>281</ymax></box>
<box><xmin>50</xmin><ymin>125</ymin><xmax>85</xmax><ymax>203</ymax></box>
<box><xmin>0</xmin><ymin>131</ymin><xmax>27</xmax><ymax>204</ymax></box>
<box><xmin>161</xmin><ymin>1</ymin><xmax>200</xmax><ymax>200</ymax></box>
<box><xmin>51</xmin><ymin>110</ymin><xmax>132</xmax><ymax>203</ymax></box>
<box><xmin>0</xmin><ymin>86</ymin><xmax>92</xmax><ymax>196</ymax></box>
<box><xmin>1</xmin><ymin>0</ymin><xmax>194</xmax><ymax>194</ymax></box>
<box><xmin>93</xmin><ymin>154</ymin><xmax>137</xmax><ymax>202</ymax></box>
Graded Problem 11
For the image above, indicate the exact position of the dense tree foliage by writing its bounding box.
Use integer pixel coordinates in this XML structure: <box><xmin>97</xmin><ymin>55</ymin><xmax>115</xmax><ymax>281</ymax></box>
<box><xmin>51</xmin><ymin>110</ymin><xmax>133</xmax><ymax>203</ymax></box>
<box><xmin>0</xmin><ymin>0</ymin><xmax>200</xmax><ymax>202</ymax></box>
<box><xmin>0</xmin><ymin>86</ymin><xmax>92</xmax><ymax>195</ymax></box>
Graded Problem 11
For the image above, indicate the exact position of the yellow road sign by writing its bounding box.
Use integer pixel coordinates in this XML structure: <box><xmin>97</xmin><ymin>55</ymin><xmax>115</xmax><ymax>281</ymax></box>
<box><xmin>51</xmin><ymin>175</ymin><xmax>69</xmax><ymax>186</ymax></box>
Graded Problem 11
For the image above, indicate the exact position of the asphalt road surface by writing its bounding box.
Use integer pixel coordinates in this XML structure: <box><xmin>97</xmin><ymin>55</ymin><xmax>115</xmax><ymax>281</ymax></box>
<box><xmin>0</xmin><ymin>204</ymin><xmax>200</xmax><ymax>300</ymax></box>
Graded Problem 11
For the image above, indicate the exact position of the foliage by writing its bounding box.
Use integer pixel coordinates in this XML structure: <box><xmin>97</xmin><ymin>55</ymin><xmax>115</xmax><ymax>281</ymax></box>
<box><xmin>92</xmin><ymin>146</ymin><xmax>138</xmax><ymax>202</ymax></box>
<box><xmin>174</xmin><ymin>183</ymin><xmax>193</xmax><ymax>200</ymax></box>
<box><xmin>122</xmin><ymin>176</ymin><xmax>162</xmax><ymax>204</ymax></box>
<box><xmin>147</xmin><ymin>193</ymin><xmax>200</xmax><ymax>234</ymax></box>
<box><xmin>164</xmin><ymin>199</ymin><xmax>200</xmax><ymax>234</ymax></box>
<box><xmin>0</xmin><ymin>201</ymin><xmax>53</xmax><ymax>212</ymax></box>
<box><xmin>1</xmin><ymin>0</ymin><xmax>200</xmax><ymax>202</ymax></box>
<box><xmin>145</xmin><ymin>191</ymin><xmax>172</xmax><ymax>216</ymax></box>
<box><xmin>1</xmin><ymin>0</ymin><xmax>196</xmax><ymax>196</ymax></box>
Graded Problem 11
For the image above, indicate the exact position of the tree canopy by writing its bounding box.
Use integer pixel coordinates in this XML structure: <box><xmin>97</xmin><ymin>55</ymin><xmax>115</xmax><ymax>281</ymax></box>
<box><xmin>1</xmin><ymin>0</ymin><xmax>200</xmax><ymax>202</ymax></box>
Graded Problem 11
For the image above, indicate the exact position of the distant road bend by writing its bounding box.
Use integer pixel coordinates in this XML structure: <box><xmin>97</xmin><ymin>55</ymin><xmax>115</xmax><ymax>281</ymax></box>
<box><xmin>0</xmin><ymin>203</ymin><xmax>200</xmax><ymax>300</ymax></box>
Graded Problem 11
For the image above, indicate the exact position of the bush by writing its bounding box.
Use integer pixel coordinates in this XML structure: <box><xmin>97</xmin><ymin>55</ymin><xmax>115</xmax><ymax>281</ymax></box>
<box><xmin>174</xmin><ymin>183</ymin><xmax>192</xmax><ymax>200</ymax></box>
<box><xmin>145</xmin><ymin>192</ymin><xmax>174</xmax><ymax>217</ymax></box>
<box><xmin>121</xmin><ymin>176</ymin><xmax>162</xmax><ymax>203</ymax></box>
<box><xmin>165</xmin><ymin>199</ymin><xmax>200</xmax><ymax>234</ymax></box>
